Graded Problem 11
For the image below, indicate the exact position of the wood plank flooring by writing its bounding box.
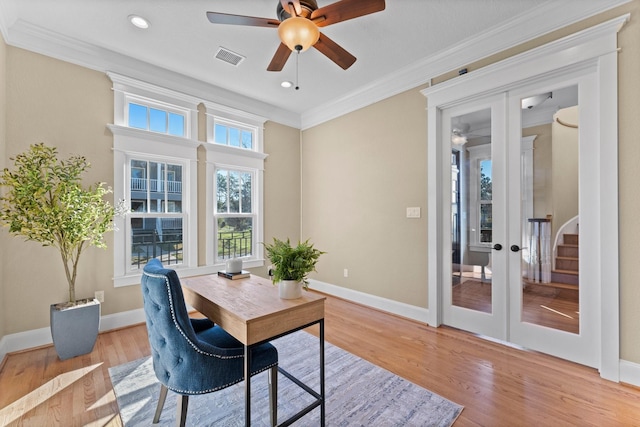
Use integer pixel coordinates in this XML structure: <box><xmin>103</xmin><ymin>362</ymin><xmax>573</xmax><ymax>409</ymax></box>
<box><xmin>1</xmin><ymin>293</ymin><xmax>640</xmax><ymax>426</ymax></box>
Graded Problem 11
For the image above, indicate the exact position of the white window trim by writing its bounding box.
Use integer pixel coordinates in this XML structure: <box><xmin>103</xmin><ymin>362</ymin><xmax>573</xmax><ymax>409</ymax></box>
<box><xmin>203</xmin><ymin>101</ymin><xmax>265</xmax><ymax>153</ymax></box>
<box><xmin>466</xmin><ymin>144</ymin><xmax>491</xmax><ymax>250</ymax></box>
<box><xmin>108</xmin><ymin>73</ymin><xmax>200</xmax><ymax>287</ymax></box>
<box><xmin>203</xmin><ymin>102</ymin><xmax>268</xmax><ymax>270</ymax></box>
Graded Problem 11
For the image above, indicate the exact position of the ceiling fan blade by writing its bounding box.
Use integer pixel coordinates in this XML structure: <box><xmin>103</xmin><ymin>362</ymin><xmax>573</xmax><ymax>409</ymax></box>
<box><xmin>280</xmin><ymin>0</ymin><xmax>302</xmax><ymax>16</ymax></box>
<box><xmin>313</xmin><ymin>32</ymin><xmax>356</xmax><ymax>70</ymax></box>
<box><xmin>206</xmin><ymin>11</ymin><xmax>280</xmax><ymax>28</ymax></box>
<box><xmin>311</xmin><ymin>0</ymin><xmax>385</xmax><ymax>27</ymax></box>
<box><xmin>267</xmin><ymin>43</ymin><xmax>293</xmax><ymax>71</ymax></box>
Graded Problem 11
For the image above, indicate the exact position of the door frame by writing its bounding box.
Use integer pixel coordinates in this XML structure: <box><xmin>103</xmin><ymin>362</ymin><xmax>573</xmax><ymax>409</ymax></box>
<box><xmin>421</xmin><ymin>15</ymin><xmax>626</xmax><ymax>380</ymax></box>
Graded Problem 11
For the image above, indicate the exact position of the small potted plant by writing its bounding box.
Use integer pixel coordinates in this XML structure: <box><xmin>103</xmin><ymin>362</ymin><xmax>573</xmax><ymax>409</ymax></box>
<box><xmin>263</xmin><ymin>238</ymin><xmax>325</xmax><ymax>299</ymax></box>
<box><xmin>0</xmin><ymin>143</ymin><xmax>122</xmax><ymax>359</ymax></box>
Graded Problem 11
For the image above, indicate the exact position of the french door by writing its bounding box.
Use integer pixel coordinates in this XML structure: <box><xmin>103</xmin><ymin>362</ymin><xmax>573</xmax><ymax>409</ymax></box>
<box><xmin>440</xmin><ymin>75</ymin><xmax>598</xmax><ymax>368</ymax></box>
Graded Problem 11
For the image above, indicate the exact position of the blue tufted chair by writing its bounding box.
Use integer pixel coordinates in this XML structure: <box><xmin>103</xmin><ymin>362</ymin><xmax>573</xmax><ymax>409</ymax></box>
<box><xmin>141</xmin><ymin>259</ymin><xmax>278</xmax><ymax>426</ymax></box>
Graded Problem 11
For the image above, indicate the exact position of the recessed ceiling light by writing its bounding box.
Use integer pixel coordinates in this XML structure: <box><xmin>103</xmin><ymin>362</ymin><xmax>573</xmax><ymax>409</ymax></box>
<box><xmin>281</xmin><ymin>81</ymin><xmax>293</xmax><ymax>88</ymax></box>
<box><xmin>128</xmin><ymin>14</ymin><xmax>150</xmax><ymax>29</ymax></box>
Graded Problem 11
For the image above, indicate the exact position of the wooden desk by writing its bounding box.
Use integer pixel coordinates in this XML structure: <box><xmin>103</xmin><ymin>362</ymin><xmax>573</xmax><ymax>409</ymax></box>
<box><xmin>181</xmin><ymin>273</ymin><xmax>326</xmax><ymax>426</ymax></box>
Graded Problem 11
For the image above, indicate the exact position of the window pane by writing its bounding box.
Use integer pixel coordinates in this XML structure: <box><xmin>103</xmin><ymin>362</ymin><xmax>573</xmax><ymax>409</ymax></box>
<box><xmin>229</xmin><ymin>128</ymin><xmax>240</xmax><ymax>147</ymax></box>
<box><xmin>229</xmin><ymin>171</ymin><xmax>240</xmax><ymax>213</ymax></box>
<box><xmin>241</xmin><ymin>172</ymin><xmax>252</xmax><ymax>213</ymax></box>
<box><xmin>217</xmin><ymin>217</ymin><xmax>253</xmax><ymax>260</ymax></box>
<box><xmin>131</xmin><ymin>217</ymin><xmax>183</xmax><ymax>269</ymax></box>
<box><xmin>149</xmin><ymin>108</ymin><xmax>167</xmax><ymax>133</ymax></box>
<box><xmin>214</xmin><ymin>124</ymin><xmax>227</xmax><ymax>145</ymax></box>
<box><xmin>148</xmin><ymin>162</ymin><xmax>162</xmax><ymax>212</ymax></box>
<box><xmin>168</xmin><ymin>113</ymin><xmax>185</xmax><ymax>136</ymax></box>
<box><xmin>130</xmin><ymin>160</ymin><xmax>148</xmax><ymax>211</ymax></box>
<box><xmin>480</xmin><ymin>159</ymin><xmax>492</xmax><ymax>201</ymax></box>
<box><xmin>216</xmin><ymin>169</ymin><xmax>228</xmax><ymax>212</ymax></box>
<box><xmin>167</xmin><ymin>164</ymin><xmax>183</xmax><ymax>212</ymax></box>
<box><xmin>128</xmin><ymin>103</ymin><xmax>147</xmax><ymax>129</ymax></box>
<box><xmin>480</xmin><ymin>203</ymin><xmax>492</xmax><ymax>243</ymax></box>
<box><xmin>241</xmin><ymin>130</ymin><xmax>253</xmax><ymax>149</ymax></box>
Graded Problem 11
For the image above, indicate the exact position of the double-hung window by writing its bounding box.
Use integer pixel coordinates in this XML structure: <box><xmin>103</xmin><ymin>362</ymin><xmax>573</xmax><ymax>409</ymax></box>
<box><xmin>108</xmin><ymin>73</ymin><xmax>199</xmax><ymax>286</ymax></box>
<box><xmin>203</xmin><ymin>102</ymin><xmax>267</xmax><ymax>268</ymax></box>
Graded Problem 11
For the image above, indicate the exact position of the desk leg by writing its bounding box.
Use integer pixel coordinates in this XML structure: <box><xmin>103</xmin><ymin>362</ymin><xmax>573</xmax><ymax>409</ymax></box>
<box><xmin>245</xmin><ymin>344</ymin><xmax>251</xmax><ymax>426</ymax></box>
<box><xmin>320</xmin><ymin>319</ymin><xmax>325</xmax><ymax>426</ymax></box>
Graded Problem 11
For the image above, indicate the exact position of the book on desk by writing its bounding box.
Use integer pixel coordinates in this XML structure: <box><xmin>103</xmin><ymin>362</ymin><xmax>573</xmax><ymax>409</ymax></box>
<box><xmin>218</xmin><ymin>270</ymin><xmax>250</xmax><ymax>280</ymax></box>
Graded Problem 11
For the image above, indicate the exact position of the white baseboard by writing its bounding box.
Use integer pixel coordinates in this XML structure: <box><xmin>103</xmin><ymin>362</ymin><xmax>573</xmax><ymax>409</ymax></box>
<box><xmin>3</xmin><ymin>285</ymin><xmax>640</xmax><ymax>388</ymax></box>
<box><xmin>0</xmin><ymin>308</ymin><xmax>146</xmax><ymax>363</ymax></box>
<box><xmin>308</xmin><ymin>278</ymin><xmax>430</xmax><ymax>324</ymax></box>
<box><xmin>620</xmin><ymin>360</ymin><xmax>640</xmax><ymax>387</ymax></box>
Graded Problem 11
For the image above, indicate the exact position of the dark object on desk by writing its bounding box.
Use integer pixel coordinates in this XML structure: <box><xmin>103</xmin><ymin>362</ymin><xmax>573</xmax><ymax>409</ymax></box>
<box><xmin>141</xmin><ymin>259</ymin><xmax>279</xmax><ymax>427</ymax></box>
<box><xmin>218</xmin><ymin>270</ymin><xmax>251</xmax><ymax>280</ymax></box>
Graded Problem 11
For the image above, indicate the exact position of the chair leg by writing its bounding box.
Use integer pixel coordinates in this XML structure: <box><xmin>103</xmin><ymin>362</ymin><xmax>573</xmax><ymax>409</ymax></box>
<box><xmin>269</xmin><ymin>365</ymin><xmax>278</xmax><ymax>427</ymax></box>
<box><xmin>176</xmin><ymin>395</ymin><xmax>189</xmax><ymax>427</ymax></box>
<box><xmin>153</xmin><ymin>384</ymin><xmax>169</xmax><ymax>424</ymax></box>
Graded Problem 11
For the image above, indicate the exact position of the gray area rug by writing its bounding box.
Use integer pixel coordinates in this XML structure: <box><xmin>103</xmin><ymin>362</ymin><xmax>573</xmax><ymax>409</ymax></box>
<box><xmin>109</xmin><ymin>331</ymin><xmax>463</xmax><ymax>426</ymax></box>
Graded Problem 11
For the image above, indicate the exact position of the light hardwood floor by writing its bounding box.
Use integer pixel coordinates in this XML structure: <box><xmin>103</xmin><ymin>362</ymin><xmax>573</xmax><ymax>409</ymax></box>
<box><xmin>1</xmin><ymin>293</ymin><xmax>640</xmax><ymax>426</ymax></box>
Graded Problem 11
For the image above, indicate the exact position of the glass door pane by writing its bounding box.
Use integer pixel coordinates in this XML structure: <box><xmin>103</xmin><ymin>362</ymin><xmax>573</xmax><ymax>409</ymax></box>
<box><xmin>451</xmin><ymin>108</ymin><xmax>493</xmax><ymax>314</ymax></box>
<box><xmin>518</xmin><ymin>85</ymin><xmax>579</xmax><ymax>334</ymax></box>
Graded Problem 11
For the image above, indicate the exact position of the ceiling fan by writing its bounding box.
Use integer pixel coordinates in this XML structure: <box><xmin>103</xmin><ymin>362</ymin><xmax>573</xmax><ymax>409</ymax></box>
<box><xmin>206</xmin><ymin>0</ymin><xmax>386</xmax><ymax>71</ymax></box>
<box><xmin>451</xmin><ymin>122</ymin><xmax>491</xmax><ymax>146</ymax></box>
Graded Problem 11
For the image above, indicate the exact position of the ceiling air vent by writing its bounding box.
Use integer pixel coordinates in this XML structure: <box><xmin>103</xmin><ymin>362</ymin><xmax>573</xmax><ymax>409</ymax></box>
<box><xmin>215</xmin><ymin>47</ymin><xmax>245</xmax><ymax>66</ymax></box>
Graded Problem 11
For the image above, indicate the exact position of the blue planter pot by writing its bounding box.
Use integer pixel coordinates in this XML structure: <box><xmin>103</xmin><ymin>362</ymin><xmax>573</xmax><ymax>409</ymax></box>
<box><xmin>50</xmin><ymin>299</ymin><xmax>100</xmax><ymax>360</ymax></box>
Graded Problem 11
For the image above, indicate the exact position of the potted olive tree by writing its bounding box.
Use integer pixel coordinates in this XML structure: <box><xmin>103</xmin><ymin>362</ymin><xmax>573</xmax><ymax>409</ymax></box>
<box><xmin>0</xmin><ymin>143</ymin><xmax>120</xmax><ymax>359</ymax></box>
<box><xmin>263</xmin><ymin>238</ymin><xmax>325</xmax><ymax>299</ymax></box>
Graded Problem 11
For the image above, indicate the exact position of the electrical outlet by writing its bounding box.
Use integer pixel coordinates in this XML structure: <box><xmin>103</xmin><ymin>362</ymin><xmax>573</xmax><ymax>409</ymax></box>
<box><xmin>94</xmin><ymin>290</ymin><xmax>104</xmax><ymax>303</ymax></box>
<box><xmin>343</xmin><ymin>268</ymin><xmax>349</xmax><ymax>278</ymax></box>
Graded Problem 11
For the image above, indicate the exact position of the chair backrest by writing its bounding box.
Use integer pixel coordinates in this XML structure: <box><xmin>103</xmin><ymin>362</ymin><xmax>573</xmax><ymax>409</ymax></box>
<box><xmin>141</xmin><ymin>259</ymin><xmax>213</xmax><ymax>392</ymax></box>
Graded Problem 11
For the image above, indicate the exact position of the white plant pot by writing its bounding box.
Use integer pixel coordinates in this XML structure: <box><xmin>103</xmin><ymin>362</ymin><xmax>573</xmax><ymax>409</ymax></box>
<box><xmin>279</xmin><ymin>280</ymin><xmax>302</xmax><ymax>299</ymax></box>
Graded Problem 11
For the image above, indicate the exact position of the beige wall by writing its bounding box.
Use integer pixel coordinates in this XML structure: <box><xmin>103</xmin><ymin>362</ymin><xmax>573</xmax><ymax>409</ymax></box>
<box><xmin>551</xmin><ymin>106</ymin><xmax>579</xmax><ymax>239</ymax></box>
<box><xmin>0</xmin><ymin>46</ymin><xmax>302</xmax><ymax>336</ymax></box>
<box><xmin>3</xmin><ymin>46</ymin><xmax>143</xmax><ymax>334</ymax></box>
<box><xmin>617</xmin><ymin>0</ymin><xmax>640</xmax><ymax>363</ymax></box>
<box><xmin>523</xmin><ymin>124</ymin><xmax>552</xmax><ymax>219</ymax></box>
<box><xmin>254</xmin><ymin>121</ymin><xmax>302</xmax><ymax>279</ymax></box>
<box><xmin>301</xmin><ymin>1</ymin><xmax>640</xmax><ymax>363</ymax></box>
<box><xmin>0</xmin><ymin>32</ymin><xmax>7</xmax><ymax>339</ymax></box>
<box><xmin>301</xmin><ymin>88</ymin><xmax>428</xmax><ymax>306</ymax></box>
<box><xmin>1</xmin><ymin>1</ymin><xmax>640</xmax><ymax>366</ymax></box>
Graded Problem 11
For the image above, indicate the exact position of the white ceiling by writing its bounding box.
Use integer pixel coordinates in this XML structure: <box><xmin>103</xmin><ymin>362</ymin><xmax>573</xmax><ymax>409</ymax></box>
<box><xmin>0</xmin><ymin>0</ymin><xmax>629</xmax><ymax>128</ymax></box>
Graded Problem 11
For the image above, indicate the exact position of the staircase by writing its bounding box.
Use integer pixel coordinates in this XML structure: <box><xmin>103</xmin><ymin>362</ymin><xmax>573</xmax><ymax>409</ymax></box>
<box><xmin>551</xmin><ymin>233</ymin><xmax>579</xmax><ymax>288</ymax></box>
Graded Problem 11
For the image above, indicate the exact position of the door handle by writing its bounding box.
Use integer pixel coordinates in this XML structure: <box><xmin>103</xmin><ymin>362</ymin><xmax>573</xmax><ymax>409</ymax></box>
<box><xmin>510</xmin><ymin>245</ymin><xmax>521</xmax><ymax>252</ymax></box>
<box><xmin>492</xmin><ymin>244</ymin><xmax>502</xmax><ymax>250</ymax></box>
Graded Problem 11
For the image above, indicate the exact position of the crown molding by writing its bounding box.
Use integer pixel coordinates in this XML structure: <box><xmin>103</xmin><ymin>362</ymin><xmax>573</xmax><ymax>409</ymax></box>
<box><xmin>0</xmin><ymin>1</ymin><xmax>631</xmax><ymax>131</ymax></box>
<box><xmin>299</xmin><ymin>0</ymin><xmax>632</xmax><ymax>130</ymax></box>
<box><xmin>2</xmin><ymin>19</ymin><xmax>302</xmax><ymax>129</ymax></box>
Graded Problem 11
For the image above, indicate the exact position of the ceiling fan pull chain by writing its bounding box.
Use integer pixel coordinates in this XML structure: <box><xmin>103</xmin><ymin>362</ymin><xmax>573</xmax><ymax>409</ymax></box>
<box><xmin>295</xmin><ymin>48</ymin><xmax>300</xmax><ymax>90</ymax></box>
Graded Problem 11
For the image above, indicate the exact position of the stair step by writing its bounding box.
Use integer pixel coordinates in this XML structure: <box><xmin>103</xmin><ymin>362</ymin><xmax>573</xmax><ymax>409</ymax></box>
<box><xmin>556</xmin><ymin>256</ymin><xmax>578</xmax><ymax>272</ymax></box>
<box><xmin>551</xmin><ymin>269</ymin><xmax>579</xmax><ymax>286</ymax></box>
<box><xmin>557</xmin><ymin>245</ymin><xmax>579</xmax><ymax>258</ymax></box>
<box><xmin>553</xmin><ymin>269</ymin><xmax>579</xmax><ymax>275</ymax></box>
<box><xmin>563</xmin><ymin>233</ymin><xmax>579</xmax><ymax>245</ymax></box>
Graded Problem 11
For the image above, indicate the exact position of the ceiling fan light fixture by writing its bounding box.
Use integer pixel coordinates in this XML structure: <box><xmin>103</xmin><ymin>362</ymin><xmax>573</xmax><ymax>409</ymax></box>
<box><xmin>451</xmin><ymin>134</ymin><xmax>468</xmax><ymax>146</ymax></box>
<box><xmin>278</xmin><ymin>16</ymin><xmax>319</xmax><ymax>52</ymax></box>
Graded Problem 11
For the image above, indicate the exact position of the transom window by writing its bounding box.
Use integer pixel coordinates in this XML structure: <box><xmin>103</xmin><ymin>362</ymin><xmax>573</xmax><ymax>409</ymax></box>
<box><xmin>214</xmin><ymin>121</ymin><xmax>254</xmax><ymax>149</ymax></box>
<box><xmin>128</xmin><ymin>102</ymin><xmax>186</xmax><ymax>137</ymax></box>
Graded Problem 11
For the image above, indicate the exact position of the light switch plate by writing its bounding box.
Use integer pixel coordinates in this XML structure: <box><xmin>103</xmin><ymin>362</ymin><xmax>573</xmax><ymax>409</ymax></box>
<box><xmin>406</xmin><ymin>207</ymin><xmax>421</xmax><ymax>218</ymax></box>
